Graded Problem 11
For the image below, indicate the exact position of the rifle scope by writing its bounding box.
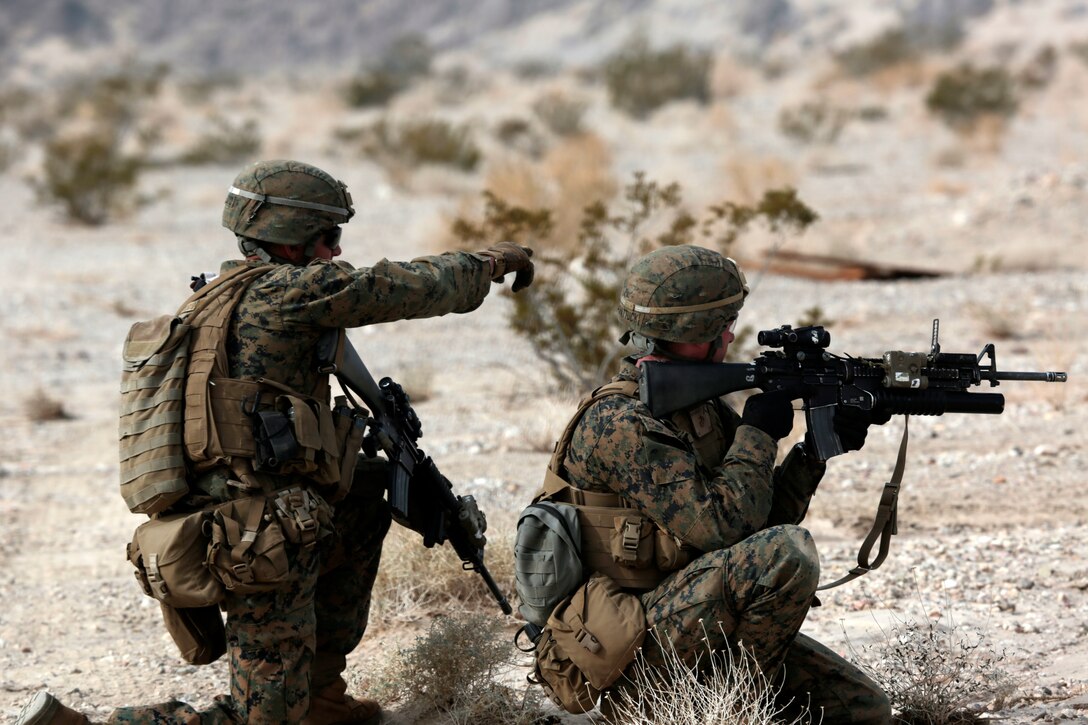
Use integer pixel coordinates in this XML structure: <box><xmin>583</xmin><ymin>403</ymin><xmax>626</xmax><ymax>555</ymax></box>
<box><xmin>758</xmin><ymin>325</ymin><xmax>831</xmax><ymax>349</ymax></box>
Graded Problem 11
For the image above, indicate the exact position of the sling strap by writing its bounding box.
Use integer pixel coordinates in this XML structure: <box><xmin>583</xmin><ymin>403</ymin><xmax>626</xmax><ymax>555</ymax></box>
<box><xmin>817</xmin><ymin>415</ymin><xmax>911</xmax><ymax>591</ymax></box>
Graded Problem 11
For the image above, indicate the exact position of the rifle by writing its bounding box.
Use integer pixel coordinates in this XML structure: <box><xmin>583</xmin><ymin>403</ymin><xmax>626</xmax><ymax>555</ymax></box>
<box><xmin>317</xmin><ymin>331</ymin><xmax>512</xmax><ymax>615</ymax></box>
<box><xmin>641</xmin><ymin>319</ymin><xmax>1067</xmax><ymax>462</ymax></box>
<box><xmin>642</xmin><ymin>319</ymin><xmax>1067</xmax><ymax>589</ymax></box>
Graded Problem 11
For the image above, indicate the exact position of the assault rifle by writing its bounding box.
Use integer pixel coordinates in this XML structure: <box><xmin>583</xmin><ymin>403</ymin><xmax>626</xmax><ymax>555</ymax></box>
<box><xmin>317</xmin><ymin>332</ymin><xmax>512</xmax><ymax>615</ymax></box>
<box><xmin>641</xmin><ymin>320</ymin><xmax>1067</xmax><ymax>462</ymax></box>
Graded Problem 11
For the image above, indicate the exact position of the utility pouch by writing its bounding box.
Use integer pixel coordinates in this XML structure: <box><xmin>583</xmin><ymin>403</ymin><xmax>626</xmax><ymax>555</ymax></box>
<box><xmin>329</xmin><ymin>397</ymin><xmax>368</xmax><ymax>502</ymax></box>
<box><xmin>271</xmin><ymin>486</ymin><xmax>331</xmax><ymax>547</ymax></box>
<box><xmin>127</xmin><ymin>510</ymin><xmax>223</xmax><ymax>608</ymax></box>
<box><xmin>206</xmin><ymin>496</ymin><xmax>292</xmax><ymax>593</ymax></box>
<box><xmin>577</xmin><ymin>505</ymin><xmax>662</xmax><ymax>590</ymax></box>
<box><xmin>531</xmin><ymin>572</ymin><xmax>647</xmax><ymax>714</ymax></box>
<box><xmin>251</xmin><ymin>409</ymin><xmax>299</xmax><ymax>471</ymax></box>
<box><xmin>609</xmin><ymin>515</ymin><xmax>655</xmax><ymax>569</ymax></box>
<box><xmin>654</xmin><ymin>530</ymin><xmax>694</xmax><ymax>572</ymax></box>
<box><xmin>158</xmin><ymin>602</ymin><xmax>227</xmax><ymax>665</ymax></box>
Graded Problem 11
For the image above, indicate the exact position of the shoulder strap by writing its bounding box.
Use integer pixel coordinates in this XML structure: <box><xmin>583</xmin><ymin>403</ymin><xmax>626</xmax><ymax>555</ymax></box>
<box><xmin>535</xmin><ymin>379</ymin><xmax>639</xmax><ymax>505</ymax></box>
<box><xmin>177</xmin><ymin>263</ymin><xmax>272</xmax><ymax>322</ymax></box>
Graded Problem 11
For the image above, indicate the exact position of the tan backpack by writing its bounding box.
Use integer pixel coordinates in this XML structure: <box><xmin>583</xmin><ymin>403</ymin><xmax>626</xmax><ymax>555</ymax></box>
<box><xmin>118</xmin><ymin>264</ymin><xmax>271</xmax><ymax>514</ymax></box>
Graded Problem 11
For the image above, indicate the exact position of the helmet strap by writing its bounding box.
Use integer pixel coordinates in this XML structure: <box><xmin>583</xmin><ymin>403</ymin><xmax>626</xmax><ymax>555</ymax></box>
<box><xmin>238</xmin><ymin>236</ymin><xmax>273</xmax><ymax>263</ymax></box>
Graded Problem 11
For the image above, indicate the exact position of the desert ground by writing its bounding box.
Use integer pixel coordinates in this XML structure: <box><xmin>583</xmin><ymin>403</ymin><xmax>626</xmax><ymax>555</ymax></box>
<box><xmin>3</xmin><ymin>4</ymin><xmax>1088</xmax><ymax>722</ymax></box>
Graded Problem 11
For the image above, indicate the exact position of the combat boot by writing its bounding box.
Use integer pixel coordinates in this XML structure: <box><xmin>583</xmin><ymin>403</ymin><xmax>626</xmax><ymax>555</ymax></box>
<box><xmin>15</xmin><ymin>691</ymin><xmax>90</xmax><ymax>725</ymax></box>
<box><xmin>303</xmin><ymin>677</ymin><xmax>382</xmax><ymax>725</ymax></box>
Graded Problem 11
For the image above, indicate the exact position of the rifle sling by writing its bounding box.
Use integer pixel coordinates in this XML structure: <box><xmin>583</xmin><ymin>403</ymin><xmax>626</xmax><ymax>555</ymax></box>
<box><xmin>817</xmin><ymin>415</ymin><xmax>910</xmax><ymax>591</ymax></box>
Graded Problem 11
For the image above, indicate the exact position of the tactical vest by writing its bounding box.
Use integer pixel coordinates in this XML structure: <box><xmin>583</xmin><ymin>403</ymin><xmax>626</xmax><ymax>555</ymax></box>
<box><xmin>534</xmin><ymin>377</ymin><xmax>729</xmax><ymax>591</ymax></box>
<box><xmin>120</xmin><ymin>264</ymin><xmax>273</xmax><ymax>514</ymax></box>
<box><xmin>120</xmin><ymin>263</ymin><xmax>347</xmax><ymax>515</ymax></box>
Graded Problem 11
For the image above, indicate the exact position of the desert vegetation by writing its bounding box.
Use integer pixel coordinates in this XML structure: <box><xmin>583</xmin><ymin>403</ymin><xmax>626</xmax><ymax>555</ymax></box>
<box><xmin>2</xmin><ymin>5</ymin><xmax>1086</xmax><ymax>723</ymax></box>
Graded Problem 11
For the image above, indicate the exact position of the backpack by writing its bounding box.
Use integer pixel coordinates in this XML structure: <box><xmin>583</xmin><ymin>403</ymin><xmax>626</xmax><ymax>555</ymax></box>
<box><xmin>514</xmin><ymin>501</ymin><xmax>583</xmax><ymax>627</ymax></box>
<box><xmin>118</xmin><ymin>264</ymin><xmax>271</xmax><ymax>515</ymax></box>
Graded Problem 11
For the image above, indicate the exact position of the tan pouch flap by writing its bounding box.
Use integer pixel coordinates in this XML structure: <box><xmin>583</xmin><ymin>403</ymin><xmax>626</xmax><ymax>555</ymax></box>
<box><xmin>123</xmin><ymin>316</ymin><xmax>189</xmax><ymax>367</ymax></box>
<box><xmin>547</xmin><ymin>572</ymin><xmax>646</xmax><ymax>691</ymax></box>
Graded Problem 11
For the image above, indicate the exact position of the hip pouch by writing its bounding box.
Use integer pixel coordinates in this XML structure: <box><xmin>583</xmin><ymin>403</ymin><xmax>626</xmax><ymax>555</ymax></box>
<box><xmin>158</xmin><ymin>602</ymin><xmax>227</xmax><ymax>666</ymax></box>
<box><xmin>127</xmin><ymin>509</ymin><xmax>224</xmax><ymax>609</ymax></box>
<box><xmin>206</xmin><ymin>488</ymin><xmax>331</xmax><ymax>594</ymax></box>
<box><xmin>530</xmin><ymin>572</ymin><xmax>647</xmax><ymax>714</ymax></box>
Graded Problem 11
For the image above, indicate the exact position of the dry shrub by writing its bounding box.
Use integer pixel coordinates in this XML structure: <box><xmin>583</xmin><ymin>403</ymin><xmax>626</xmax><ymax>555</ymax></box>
<box><xmin>30</xmin><ymin>64</ymin><xmax>166</xmax><ymax>224</ymax></box>
<box><xmin>925</xmin><ymin>64</ymin><xmax>1019</xmax><ymax>132</ymax></box>
<box><xmin>24</xmin><ymin>388</ymin><xmax>71</xmax><ymax>422</ymax></box>
<box><xmin>541</xmin><ymin>134</ymin><xmax>618</xmax><ymax>249</ymax></box>
<box><xmin>604</xmin><ymin>625</ymin><xmax>809</xmax><ymax>725</ymax></box>
<box><xmin>449</xmin><ymin>175</ymin><xmax>816</xmax><ymax>390</ymax></box>
<box><xmin>477</xmin><ymin>132</ymin><xmax>618</xmax><ymax>256</ymax></box>
<box><xmin>847</xmin><ymin>606</ymin><xmax>1018</xmax><ymax>724</ymax></box>
<box><xmin>531</xmin><ymin>90</ymin><xmax>588</xmax><ymax>138</ymax></box>
<box><xmin>398</xmin><ymin>364</ymin><xmax>436</xmax><ymax>404</ymax></box>
<box><xmin>366</xmin><ymin>612</ymin><xmax>555</xmax><ymax>725</ymax></box>
<box><xmin>342</xmin><ymin>34</ymin><xmax>434</xmax><ymax>108</ymax></box>
<box><xmin>179</xmin><ymin>114</ymin><xmax>261</xmax><ymax>165</ymax></box>
<box><xmin>352</xmin><ymin>117</ymin><xmax>481</xmax><ymax>174</ymax></box>
<box><xmin>724</xmin><ymin>154</ymin><xmax>798</xmax><ymax>207</ymax></box>
<box><xmin>371</xmin><ymin>512</ymin><xmax>516</xmax><ymax>626</ymax></box>
<box><xmin>601</xmin><ymin>33</ymin><xmax>712</xmax><ymax>119</ymax></box>
<box><xmin>777</xmin><ymin>101</ymin><xmax>851</xmax><ymax>145</ymax></box>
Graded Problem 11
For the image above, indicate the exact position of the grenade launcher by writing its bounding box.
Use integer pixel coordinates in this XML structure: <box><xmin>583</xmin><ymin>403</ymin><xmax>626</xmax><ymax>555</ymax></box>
<box><xmin>317</xmin><ymin>331</ymin><xmax>512</xmax><ymax>615</ymax></box>
<box><xmin>641</xmin><ymin>320</ymin><xmax>1067</xmax><ymax>462</ymax></box>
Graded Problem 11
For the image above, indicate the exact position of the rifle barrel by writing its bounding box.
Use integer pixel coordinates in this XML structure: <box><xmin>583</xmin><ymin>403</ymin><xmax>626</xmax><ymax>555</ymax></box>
<box><xmin>989</xmin><ymin>370</ymin><xmax>1068</xmax><ymax>382</ymax></box>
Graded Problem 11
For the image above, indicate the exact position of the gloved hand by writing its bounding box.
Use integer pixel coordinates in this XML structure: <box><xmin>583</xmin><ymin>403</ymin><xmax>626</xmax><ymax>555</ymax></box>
<box><xmin>832</xmin><ymin>405</ymin><xmax>892</xmax><ymax>453</ymax></box>
<box><xmin>741</xmin><ymin>389</ymin><xmax>796</xmax><ymax>440</ymax></box>
<box><xmin>478</xmin><ymin>241</ymin><xmax>534</xmax><ymax>292</ymax></box>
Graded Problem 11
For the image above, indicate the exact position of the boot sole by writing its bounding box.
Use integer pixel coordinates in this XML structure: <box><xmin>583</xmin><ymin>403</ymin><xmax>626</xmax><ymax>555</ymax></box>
<box><xmin>16</xmin><ymin>691</ymin><xmax>58</xmax><ymax>725</ymax></box>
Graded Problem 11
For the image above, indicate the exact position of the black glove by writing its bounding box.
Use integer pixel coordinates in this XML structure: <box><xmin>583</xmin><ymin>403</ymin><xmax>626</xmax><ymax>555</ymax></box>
<box><xmin>741</xmin><ymin>389</ymin><xmax>796</xmax><ymax>440</ymax></box>
<box><xmin>478</xmin><ymin>241</ymin><xmax>535</xmax><ymax>292</ymax></box>
<box><xmin>832</xmin><ymin>405</ymin><xmax>891</xmax><ymax>453</ymax></box>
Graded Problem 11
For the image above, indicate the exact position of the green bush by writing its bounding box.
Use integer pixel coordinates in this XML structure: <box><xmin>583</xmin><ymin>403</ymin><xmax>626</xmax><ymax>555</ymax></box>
<box><xmin>179</xmin><ymin>115</ymin><xmax>261</xmax><ymax>165</ymax></box>
<box><xmin>601</xmin><ymin>34</ymin><xmax>712</xmax><ymax>119</ymax></box>
<box><xmin>925</xmin><ymin>64</ymin><xmax>1019</xmax><ymax>130</ymax></box>
<box><xmin>450</xmin><ymin>176</ymin><xmax>817</xmax><ymax>391</ymax></box>
<box><xmin>343</xmin><ymin>34</ymin><xmax>434</xmax><ymax>108</ymax></box>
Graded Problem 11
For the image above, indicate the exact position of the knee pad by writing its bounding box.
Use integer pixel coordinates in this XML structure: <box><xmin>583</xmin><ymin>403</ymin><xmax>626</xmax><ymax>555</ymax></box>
<box><xmin>757</xmin><ymin>525</ymin><xmax>820</xmax><ymax>595</ymax></box>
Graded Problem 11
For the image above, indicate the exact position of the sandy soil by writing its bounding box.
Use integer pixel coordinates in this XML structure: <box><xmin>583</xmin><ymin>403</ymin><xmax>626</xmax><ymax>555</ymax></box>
<box><xmin>3</xmin><ymin>14</ymin><xmax>1088</xmax><ymax>720</ymax></box>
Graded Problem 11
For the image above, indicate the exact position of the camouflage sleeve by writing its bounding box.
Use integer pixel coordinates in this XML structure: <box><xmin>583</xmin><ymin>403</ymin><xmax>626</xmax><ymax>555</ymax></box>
<box><xmin>765</xmin><ymin>443</ymin><xmax>826</xmax><ymax>527</ymax></box>
<box><xmin>279</xmin><ymin>252</ymin><xmax>492</xmax><ymax>328</ymax></box>
<box><xmin>565</xmin><ymin>397</ymin><xmax>779</xmax><ymax>552</ymax></box>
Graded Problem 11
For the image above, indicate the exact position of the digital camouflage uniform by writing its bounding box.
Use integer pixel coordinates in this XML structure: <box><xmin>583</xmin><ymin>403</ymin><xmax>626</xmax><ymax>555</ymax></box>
<box><xmin>105</xmin><ymin>253</ymin><xmax>496</xmax><ymax>725</ymax></box>
<box><xmin>561</xmin><ymin>361</ymin><xmax>891</xmax><ymax>723</ymax></box>
<box><xmin>556</xmin><ymin>244</ymin><xmax>890</xmax><ymax>724</ymax></box>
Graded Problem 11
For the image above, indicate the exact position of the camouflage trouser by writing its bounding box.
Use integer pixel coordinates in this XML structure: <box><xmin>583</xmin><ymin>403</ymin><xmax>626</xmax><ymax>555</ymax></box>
<box><xmin>105</xmin><ymin>471</ymin><xmax>392</xmax><ymax>724</ymax></box>
<box><xmin>616</xmin><ymin>525</ymin><xmax>890</xmax><ymax>725</ymax></box>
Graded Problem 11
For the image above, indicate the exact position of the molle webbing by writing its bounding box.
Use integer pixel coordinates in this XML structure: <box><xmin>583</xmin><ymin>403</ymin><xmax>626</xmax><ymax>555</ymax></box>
<box><xmin>119</xmin><ymin>264</ymin><xmax>272</xmax><ymax>514</ymax></box>
<box><xmin>536</xmin><ymin>379</ymin><xmax>672</xmax><ymax>591</ymax></box>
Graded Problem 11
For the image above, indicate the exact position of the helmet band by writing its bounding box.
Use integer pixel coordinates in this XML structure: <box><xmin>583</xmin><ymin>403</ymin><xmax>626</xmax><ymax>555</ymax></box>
<box><xmin>228</xmin><ymin>185</ymin><xmax>352</xmax><ymax>218</ymax></box>
<box><xmin>620</xmin><ymin>289</ymin><xmax>746</xmax><ymax>315</ymax></box>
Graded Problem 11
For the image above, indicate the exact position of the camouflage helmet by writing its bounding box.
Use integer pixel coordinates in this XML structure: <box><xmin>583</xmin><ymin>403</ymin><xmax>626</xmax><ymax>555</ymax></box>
<box><xmin>618</xmin><ymin>245</ymin><xmax>749</xmax><ymax>345</ymax></box>
<box><xmin>223</xmin><ymin>159</ymin><xmax>354</xmax><ymax>249</ymax></box>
